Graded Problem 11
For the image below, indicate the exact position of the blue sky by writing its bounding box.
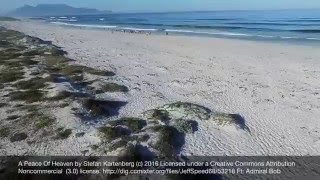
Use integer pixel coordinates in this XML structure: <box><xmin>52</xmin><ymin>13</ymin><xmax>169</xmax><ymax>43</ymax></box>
<box><xmin>0</xmin><ymin>0</ymin><xmax>320</xmax><ymax>12</ymax></box>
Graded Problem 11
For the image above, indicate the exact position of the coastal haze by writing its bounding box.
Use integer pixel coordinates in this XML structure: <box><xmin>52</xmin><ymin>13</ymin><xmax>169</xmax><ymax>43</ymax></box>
<box><xmin>0</xmin><ymin>1</ymin><xmax>320</xmax><ymax>164</ymax></box>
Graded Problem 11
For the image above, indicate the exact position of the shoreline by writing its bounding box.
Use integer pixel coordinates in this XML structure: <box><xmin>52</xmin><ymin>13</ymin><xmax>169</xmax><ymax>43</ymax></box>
<box><xmin>40</xmin><ymin>20</ymin><xmax>320</xmax><ymax>47</ymax></box>
<box><xmin>1</xmin><ymin>20</ymin><xmax>320</xmax><ymax>156</ymax></box>
<box><xmin>42</xmin><ymin>20</ymin><xmax>320</xmax><ymax>47</ymax></box>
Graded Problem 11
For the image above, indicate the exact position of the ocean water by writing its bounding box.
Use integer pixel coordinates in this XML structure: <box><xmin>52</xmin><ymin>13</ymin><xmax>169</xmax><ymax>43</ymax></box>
<box><xmin>43</xmin><ymin>10</ymin><xmax>320</xmax><ymax>45</ymax></box>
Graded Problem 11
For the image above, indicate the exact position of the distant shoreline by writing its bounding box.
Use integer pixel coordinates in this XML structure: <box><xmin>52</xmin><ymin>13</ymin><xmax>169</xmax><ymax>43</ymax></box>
<box><xmin>25</xmin><ymin>9</ymin><xmax>320</xmax><ymax>47</ymax></box>
<box><xmin>35</xmin><ymin>20</ymin><xmax>317</xmax><ymax>47</ymax></box>
<box><xmin>4</xmin><ymin>8</ymin><xmax>320</xmax><ymax>46</ymax></box>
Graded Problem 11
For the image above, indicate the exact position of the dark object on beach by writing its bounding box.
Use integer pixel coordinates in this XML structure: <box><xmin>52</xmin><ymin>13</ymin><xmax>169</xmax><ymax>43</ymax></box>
<box><xmin>106</xmin><ymin>117</ymin><xmax>147</xmax><ymax>133</ymax></box>
<box><xmin>166</xmin><ymin>32</ymin><xmax>169</xmax><ymax>35</ymax></box>
<box><xmin>75</xmin><ymin>132</ymin><xmax>85</xmax><ymax>137</ymax></box>
<box><xmin>56</xmin><ymin>129</ymin><xmax>72</xmax><ymax>139</ymax></box>
<box><xmin>98</xmin><ymin>126</ymin><xmax>131</xmax><ymax>140</ymax></box>
<box><xmin>10</xmin><ymin>133</ymin><xmax>28</xmax><ymax>142</ymax></box>
<box><xmin>95</xmin><ymin>83</ymin><xmax>129</xmax><ymax>93</ymax></box>
<box><xmin>151</xmin><ymin>125</ymin><xmax>185</xmax><ymax>157</ymax></box>
<box><xmin>80</xmin><ymin>99</ymin><xmax>127</xmax><ymax>117</ymax></box>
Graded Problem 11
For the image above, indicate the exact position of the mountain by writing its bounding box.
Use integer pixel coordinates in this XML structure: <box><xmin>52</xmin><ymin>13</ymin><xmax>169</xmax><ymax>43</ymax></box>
<box><xmin>8</xmin><ymin>4</ymin><xmax>111</xmax><ymax>17</ymax></box>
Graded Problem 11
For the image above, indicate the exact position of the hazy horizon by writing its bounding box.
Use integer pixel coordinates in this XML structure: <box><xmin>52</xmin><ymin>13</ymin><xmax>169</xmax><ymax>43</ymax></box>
<box><xmin>1</xmin><ymin>0</ymin><xmax>320</xmax><ymax>14</ymax></box>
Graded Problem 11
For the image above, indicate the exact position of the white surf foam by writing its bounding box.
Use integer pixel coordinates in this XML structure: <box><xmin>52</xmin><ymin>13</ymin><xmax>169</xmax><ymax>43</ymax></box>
<box><xmin>122</xmin><ymin>27</ymin><xmax>158</xmax><ymax>31</ymax></box>
<box><xmin>50</xmin><ymin>22</ymin><xmax>118</xmax><ymax>29</ymax></box>
<box><xmin>281</xmin><ymin>36</ymin><xmax>298</xmax><ymax>39</ymax></box>
<box><xmin>305</xmin><ymin>37</ymin><xmax>320</xmax><ymax>40</ymax></box>
<box><xmin>255</xmin><ymin>34</ymin><xmax>275</xmax><ymax>38</ymax></box>
<box><xmin>165</xmin><ymin>29</ymin><xmax>195</xmax><ymax>33</ymax></box>
<box><xmin>165</xmin><ymin>29</ymin><xmax>251</xmax><ymax>37</ymax></box>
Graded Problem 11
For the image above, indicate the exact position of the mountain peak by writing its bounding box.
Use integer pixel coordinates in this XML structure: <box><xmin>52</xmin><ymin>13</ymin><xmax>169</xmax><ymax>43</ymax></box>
<box><xmin>8</xmin><ymin>4</ymin><xmax>111</xmax><ymax>17</ymax></box>
<box><xmin>36</xmin><ymin>4</ymin><xmax>71</xmax><ymax>8</ymax></box>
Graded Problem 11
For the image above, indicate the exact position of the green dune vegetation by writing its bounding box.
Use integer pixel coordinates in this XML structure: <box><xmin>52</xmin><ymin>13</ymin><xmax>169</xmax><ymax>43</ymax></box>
<box><xmin>0</xmin><ymin>27</ymin><xmax>128</xmax><ymax>143</ymax></box>
<box><xmin>0</xmin><ymin>26</ymin><xmax>250</xmax><ymax>179</ymax></box>
<box><xmin>96</xmin><ymin>102</ymin><xmax>249</xmax><ymax>158</ymax></box>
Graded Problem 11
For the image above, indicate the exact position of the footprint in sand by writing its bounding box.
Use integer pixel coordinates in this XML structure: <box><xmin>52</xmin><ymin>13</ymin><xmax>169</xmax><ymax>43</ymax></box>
<box><xmin>156</xmin><ymin>66</ymin><xmax>169</xmax><ymax>73</ymax></box>
<box><xmin>147</xmin><ymin>73</ymin><xmax>158</xmax><ymax>77</ymax></box>
<box><xmin>170</xmin><ymin>80</ymin><xmax>182</xmax><ymax>87</ymax></box>
<box><xmin>253</xmin><ymin>98</ymin><xmax>275</xmax><ymax>105</ymax></box>
<box><xmin>132</xmin><ymin>87</ymin><xmax>141</xmax><ymax>92</ymax></box>
<box><xmin>308</xmin><ymin>128</ymin><xmax>320</xmax><ymax>144</ymax></box>
<box><xmin>152</xmin><ymin>92</ymin><xmax>166</xmax><ymax>100</ymax></box>
<box><xmin>300</xmin><ymin>127</ymin><xmax>320</xmax><ymax>144</ymax></box>
<box><xmin>134</xmin><ymin>64</ymin><xmax>144</xmax><ymax>68</ymax></box>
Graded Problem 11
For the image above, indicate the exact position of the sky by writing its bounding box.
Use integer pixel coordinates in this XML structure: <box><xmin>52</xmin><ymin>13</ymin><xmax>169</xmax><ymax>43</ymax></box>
<box><xmin>0</xmin><ymin>0</ymin><xmax>320</xmax><ymax>13</ymax></box>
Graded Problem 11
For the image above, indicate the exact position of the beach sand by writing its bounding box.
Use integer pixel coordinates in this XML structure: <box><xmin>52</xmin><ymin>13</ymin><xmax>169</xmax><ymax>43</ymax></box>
<box><xmin>1</xmin><ymin>20</ymin><xmax>320</xmax><ymax>156</ymax></box>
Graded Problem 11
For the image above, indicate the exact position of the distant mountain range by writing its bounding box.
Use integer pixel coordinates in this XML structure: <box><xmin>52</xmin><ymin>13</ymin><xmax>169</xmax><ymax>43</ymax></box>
<box><xmin>8</xmin><ymin>4</ymin><xmax>111</xmax><ymax>17</ymax></box>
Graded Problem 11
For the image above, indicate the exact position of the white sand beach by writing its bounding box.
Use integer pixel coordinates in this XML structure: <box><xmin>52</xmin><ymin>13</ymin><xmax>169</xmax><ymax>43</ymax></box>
<box><xmin>1</xmin><ymin>20</ymin><xmax>320</xmax><ymax>156</ymax></box>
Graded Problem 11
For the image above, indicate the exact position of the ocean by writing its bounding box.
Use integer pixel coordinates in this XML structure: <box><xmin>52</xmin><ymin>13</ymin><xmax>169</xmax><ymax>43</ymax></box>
<box><xmin>43</xmin><ymin>9</ymin><xmax>320</xmax><ymax>45</ymax></box>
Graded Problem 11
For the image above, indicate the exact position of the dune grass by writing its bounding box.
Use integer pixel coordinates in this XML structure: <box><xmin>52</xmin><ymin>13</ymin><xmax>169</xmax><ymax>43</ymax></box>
<box><xmin>0</xmin><ymin>128</ymin><xmax>10</xmax><ymax>138</ymax></box>
<box><xmin>0</xmin><ymin>48</ymin><xmax>23</xmax><ymax>61</ymax></box>
<box><xmin>94</xmin><ymin>83</ymin><xmax>129</xmax><ymax>93</ymax></box>
<box><xmin>151</xmin><ymin>125</ymin><xmax>185</xmax><ymax>157</ymax></box>
<box><xmin>13</xmin><ymin>77</ymin><xmax>48</xmax><ymax>90</ymax></box>
<box><xmin>81</xmin><ymin>99</ymin><xmax>111</xmax><ymax>117</ymax></box>
<box><xmin>56</xmin><ymin>129</ymin><xmax>72</xmax><ymax>139</ymax></box>
<box><xmin>28</xmin><ymin>112</ymin><xmax>56</xmax><ymax>129</ymax></box>
<box><xmin>6</xmin><ymin>115</ymin><xmax>20</xmax><ymax>121</ymax></box>
<box><xmin>162</xmin><ymin>102</ymin><xmax>211</xmax><ymax>120</ymax></box>
<box><xmin>106</xmin><ymin>117</ymin><xmax>147</xmax><ymax>133</ymax></box>
<box><xmin>0</xmin><ymin>103</ymin><xmax>7</xmax><ymax>108</ymax></box>
<box><xmin>173</xmin><ymin>119</ymin><xmax>195</xmax><ymax>134</ymax></box>
<box><xmin>0</xmin><ymin>70</ymin><xmax>24</xmax><ymax>83</ymax></box>
<box><xmin>44</xmin><ymin>55</ymin><xmax>70</xmax><ymax>67</ymax></box>
<box><xmin>150</xmin><ymin>109</ymin><xmax>170</xmax><ymax>122</ymax></box>
<box><xmin>80</xmin><ymin>99</ymin><xmax>126</xmax><ymax>117</ymax></box>
<box><xmin>0</xmin><ymin>26</ymin><xmax>135</xmax><ymax>155</ymax></box>
<box><xmin>98</xmin><ymin>126</ymin><xmax>129</xmax><ymax>140</ymax></box>
<box><xmin>9</xmin><ymin>90</ymin><xmax>44</xmax><ymax>103</ymax></box>
<box><xmin>108</xmin><ymin>138</ymin><xmax>129</xmax><ymax>151</ymax></box>
<box><xmin>0</xmin><ymin>59</ymin><xmax>38</xmax><ymax>70</ymax></box>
